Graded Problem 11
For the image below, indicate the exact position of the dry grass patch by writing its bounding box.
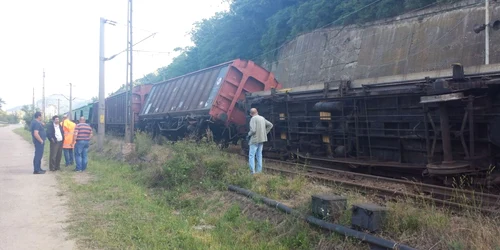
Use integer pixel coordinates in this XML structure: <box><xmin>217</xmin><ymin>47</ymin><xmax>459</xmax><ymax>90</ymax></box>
<box><xmin>72</xmin><ymin>172</ymin><xmax>94</xmax><ymax>185</ymax></box>
<box><xmin>255</xmin><ymin>168</ymin><xmax>500</xmax><ymax>250</ymax></box>
<box><xmin>51</xmin><ymin>131</ymin><xmax>500</xmax><ymax>250</ymax></box>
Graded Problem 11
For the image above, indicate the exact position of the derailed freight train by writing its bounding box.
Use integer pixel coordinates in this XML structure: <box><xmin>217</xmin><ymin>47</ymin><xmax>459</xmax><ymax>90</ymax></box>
<box><xmin>88</xmin><ymin>84</ymin><xmax>153</xmax><ymax>132</ymax></box>
<box><xmin>104</xmin><ymin>84</ymin><xmax>152</xmax><ymax>132</ymax></box>
<box><xmin>139</xmin><ymin>59</ymin><xmax>281</xmax><ymax>147</ymax></box>
<box><xmin>245</xmin><ymin>63</ymin><xmax>500</xmax><ymax>186</ymax></box>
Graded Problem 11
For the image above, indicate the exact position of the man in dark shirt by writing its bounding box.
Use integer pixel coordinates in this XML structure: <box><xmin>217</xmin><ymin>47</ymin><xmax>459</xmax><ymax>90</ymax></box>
<box><xmin>30</xmin><ymin>111</ymin><xmax>46</xmax><ymax>174</ymax></box>
<box><xmin>73</xmin><ymin>116</ymin><xmax>93</xmax><ymax>172</ymax></box>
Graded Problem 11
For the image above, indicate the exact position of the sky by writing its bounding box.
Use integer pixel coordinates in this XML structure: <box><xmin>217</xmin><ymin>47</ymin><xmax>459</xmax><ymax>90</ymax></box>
<box><xmin>0</xmin><ymin>0</ymin><xmax>229</xmax><ymax>110</ymax></box>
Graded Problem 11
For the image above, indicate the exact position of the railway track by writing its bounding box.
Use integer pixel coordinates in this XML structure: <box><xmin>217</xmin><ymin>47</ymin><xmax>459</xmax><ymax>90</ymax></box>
<box><xmin>261</xmin><ymin>158</ymin><xmax>500</xmax><ymax>215</ymax></box>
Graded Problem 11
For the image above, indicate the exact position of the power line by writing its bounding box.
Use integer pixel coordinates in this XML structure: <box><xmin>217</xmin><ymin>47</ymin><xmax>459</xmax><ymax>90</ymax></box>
<box><xmin>105</xmin><ymin>32</ymin><xmax>157</xmax><ymax>61</ymax></box>
<box><xmin>133</xmin><ymin>49</ymin><xmax>172</xmax><ymax>54</ymax></box>
<box><xmin>319</xmin><ymin>0</ymin><xmax>384</xmax><ymax>30</ymax></box>
<box><xmin>252</xmin><ymin>0</ymin><xmax>384</xmax><ymax>61</ymax></box>
<box><xmin>356</xmin><ymin>9</ymin><xmax>475</xmax><ymax>69</ymax></box>
<box><xmin>266</xmin><ymin>1</ymin><xmax>481</xmax><ymax>69</ymax></box>
<box><xmin>115</xmin><ymin>21</ymin><xmax>157</xmax><ymax>34</ymax></box>
<box><xmin>264</xmin><ymin>3</ymin><xmax>483</xmax><ymax>86</ymax></box>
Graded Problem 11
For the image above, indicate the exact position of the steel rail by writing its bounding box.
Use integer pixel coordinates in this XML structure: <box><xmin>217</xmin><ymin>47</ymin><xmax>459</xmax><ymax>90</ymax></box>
<box><xmin>262</xmin><ymin>159</ymin><xmax>500</xmax><ymax>215</ymax></box>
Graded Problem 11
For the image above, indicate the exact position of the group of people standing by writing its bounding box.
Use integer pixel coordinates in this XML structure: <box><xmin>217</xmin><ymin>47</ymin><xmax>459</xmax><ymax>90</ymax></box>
<box><xmin>30</xmin><ymin>112</ymin><xmax>92</xmax><ymax>174</ymax></box>
<box><xmin>30</xmin><ymin>108</ymin><xmax>271</xmax><ymax>175</ymax></box>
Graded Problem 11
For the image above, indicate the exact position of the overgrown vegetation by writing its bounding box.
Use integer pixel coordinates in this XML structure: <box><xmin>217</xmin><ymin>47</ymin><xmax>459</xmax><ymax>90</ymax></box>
<box><xmin>136</xmin><ymin>0</ymin><xmax>461</xmax><ymax>84</ymax></box>
<box><xmin>13</xmin><ymin>128</ymin><xmax>500</xmax><ymax>249</ymax></box>
<box><xmin>0</xmin><ymin>97</ymin><xmax>20</xmax><ymax>124</ymax></box>
<box><xmin>130</xmin><ymin>132</ymin><xmax>255</xmax><ymax>195</ymax></box>
<box><xmin>54</xmin><ymin>133</ymin><xmax>363</xmax><ymax>249</ymax></box>
<box><xmin>0</xmin><ymin>111</ymin><xmax>19</xmax><ymax>124</ymax></box>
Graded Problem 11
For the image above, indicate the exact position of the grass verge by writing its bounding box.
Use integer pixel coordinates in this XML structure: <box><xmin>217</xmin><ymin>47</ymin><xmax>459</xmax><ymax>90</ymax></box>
<box><xmin>14</xmin><ymin>128</ymin><xmax>500</xmax><ymax>249</ymax></box>
<box><xmin>14</xmin><ymin>128</ymin><xmax>364</xmax><ymax>249</ymax></box>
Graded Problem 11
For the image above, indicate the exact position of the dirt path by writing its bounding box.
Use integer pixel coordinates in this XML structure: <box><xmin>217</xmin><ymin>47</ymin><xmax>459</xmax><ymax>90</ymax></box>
<box><xmin>0</xmin><ymin>125</ymin><xmax>75</xmax><ymax>250</ymax></box>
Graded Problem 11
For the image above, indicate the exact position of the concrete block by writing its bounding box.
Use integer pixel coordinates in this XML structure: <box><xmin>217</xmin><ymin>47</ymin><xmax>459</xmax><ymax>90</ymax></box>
<box><xmin>311</xmin><ymin>194</ymin><xmax>347</xmax><ymax>221</ymax></box>
<box><xmin>351</xmin><ymin>203</ymin><xmax>388</xmax><ymax>232</ymax></box>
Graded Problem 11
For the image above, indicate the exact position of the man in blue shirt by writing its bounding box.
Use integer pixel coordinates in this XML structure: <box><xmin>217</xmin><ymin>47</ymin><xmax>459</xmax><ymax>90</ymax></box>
<box><xmin>30</xmin><ymin>111</ymin><xmax>46</xmax><ymax>174</ymax></box>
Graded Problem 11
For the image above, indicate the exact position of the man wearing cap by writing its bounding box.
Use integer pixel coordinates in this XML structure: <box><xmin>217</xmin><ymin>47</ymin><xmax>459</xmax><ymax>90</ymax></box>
<box><xmin>61</xmin><ymin>114</ymin><xmax>76</xmax><ymax>167</ymax></box>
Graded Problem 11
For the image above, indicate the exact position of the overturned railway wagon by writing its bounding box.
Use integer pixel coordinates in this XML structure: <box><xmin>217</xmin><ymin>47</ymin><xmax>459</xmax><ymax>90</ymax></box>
<box><xmin>140</xmin><ymin>59</ymin><xmax>281</xmax><ymax>146</ymax></box>
<box><xmin>245</xmin><ymin>63</ymin><xmax>500</xmax><ymax>185</ymax></box>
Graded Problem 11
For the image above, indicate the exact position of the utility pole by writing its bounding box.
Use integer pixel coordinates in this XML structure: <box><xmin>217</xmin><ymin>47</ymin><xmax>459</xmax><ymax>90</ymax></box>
<box><xmin>124</xmin><ymin>0</ymin><xmax>131</xmax><ymax>143</ymax></box>
<box><xmin>98</xmin><ymin>17</ymin><xmax>116</xmax><ymax>151</ymax></box>
<box><xmin>485</xmin><ymin>0</ymin><xmax>490</xmax><ymax>65</ymax></box>
<box><xmin>473</xmin><ymin>1</ymin><xmax>500</xmax><ymax>64</ymax></box>
<box><xmin>125</xmin><ymin>0</ymin><xmax>134</xmax><ymax>143</ymax></box>
<box><xmin>98</xmin><ymin>17</ymin><xmax>106</xmax><ymax>151</ymax></box>
<box><xmin>57</xmin><ymin>99</ymin><xmax>60</xmax><ymax>115</ymax></box>
<box><xmin>69</xmin><ymin>83</ymin><xmax>73</xmax><ymax>117</ymax></box>
<box><xmin>129</xmin><ymin>0</ymin><xmax>134</xmax><ymax>143</ymax></box>
<box><xmin>42</xmin><ymin>69</ymin><xmax>45</xmax><ymax>120</ymax></box>
<box><xmin>32</xmin><ymin>87</ymin><xmax>35</xmax><ymax>112</ymax></box>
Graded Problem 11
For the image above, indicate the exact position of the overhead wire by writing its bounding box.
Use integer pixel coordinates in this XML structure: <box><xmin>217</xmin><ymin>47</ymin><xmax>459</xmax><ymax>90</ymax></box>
<box><xmin>356</xmin><ymin>3</ymin><xmax>481</xmax><ymax>69</ymax></box>
<box><xmin>263</xmin><ymin>1</ymin><xmax>482</xmax><ymax>82</ymax></box>
<box><xmin>252</xmin><ymin>0</ymin><xmax>385</xmax><ymax>61</ymax></box>
<box><xmin>262</xmin><ymin>1</ymin><xmax>440</xmax><ymax>65</ymax></box>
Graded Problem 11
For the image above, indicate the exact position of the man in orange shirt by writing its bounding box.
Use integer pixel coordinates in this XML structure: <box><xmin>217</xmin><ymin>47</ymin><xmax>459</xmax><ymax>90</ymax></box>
<box><xmin>61</xmin><ymin>114</ymin><xmax>75</xmax><ymax>167</ymax></box>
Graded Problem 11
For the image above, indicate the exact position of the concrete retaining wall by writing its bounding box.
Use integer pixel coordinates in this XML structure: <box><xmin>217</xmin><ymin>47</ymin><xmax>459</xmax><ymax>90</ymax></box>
<box><xmin>266</xmin><ymin>0</ymin><xmax>500</xmax><ymax>87</ymax></box>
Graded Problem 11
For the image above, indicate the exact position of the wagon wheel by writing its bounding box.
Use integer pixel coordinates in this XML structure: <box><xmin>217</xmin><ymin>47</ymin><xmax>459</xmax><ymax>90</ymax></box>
<box><xmin>239</xmin><ymin>139</ymin><xmax>247</xmax><ymax>156</ymax></box>
<box><xmin>205</xmin><ymin>128</ymin><xmax>214</xmax><ymax>143</ymax></box>
<box><xmin>217</xmin><ymin>138</ymin><xmax>229</xmax><ymax>150</ymax></box>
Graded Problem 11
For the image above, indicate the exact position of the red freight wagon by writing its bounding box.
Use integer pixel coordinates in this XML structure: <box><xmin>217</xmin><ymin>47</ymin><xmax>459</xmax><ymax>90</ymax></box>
<box><xmin>139</xmin><ymin>59</ymin><xmax>281</xmax><ymax>146</ymax></box>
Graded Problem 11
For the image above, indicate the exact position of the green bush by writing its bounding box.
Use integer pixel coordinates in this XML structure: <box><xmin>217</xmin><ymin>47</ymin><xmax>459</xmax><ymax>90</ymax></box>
<box><xmin>132</xmin><ymin>138</ymin><xmax>254</xmax><ymax>194</ymax></box>
<box><xmin>135</xmin><ymin>131</ymin><xmax>153</xmax><ymax>158</ymax></box>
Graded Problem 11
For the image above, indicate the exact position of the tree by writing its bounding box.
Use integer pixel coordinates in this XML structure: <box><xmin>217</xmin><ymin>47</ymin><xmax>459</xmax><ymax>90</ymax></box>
<box><xmin>21</xmin><ymin>105</ymin><xmax>39</xmax><ymax>130</ymax></box>
<box><xmin>136</xmin><ymin>0</ymin><xmax>462</xmax><ymax>84</ymax></box>
<box><xmin>0</xmin><ymin>97</ymin><xmax>5</xmax><ymax>111</ymax></box>
<box><xmin>0</xmin><ymin>110</ymin><xmax>19</xmax><ymax>124</ymax></box>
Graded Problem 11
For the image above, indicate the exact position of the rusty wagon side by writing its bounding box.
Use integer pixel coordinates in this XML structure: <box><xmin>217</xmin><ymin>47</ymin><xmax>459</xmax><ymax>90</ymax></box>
<box><xmin>139</xmin><ymin>59</ymin><xmax>281</xmax><ymax>146</ymax></box>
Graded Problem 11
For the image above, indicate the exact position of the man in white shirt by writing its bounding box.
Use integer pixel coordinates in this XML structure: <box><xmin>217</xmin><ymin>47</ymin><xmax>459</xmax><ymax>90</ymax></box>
<box><xmin>47</xmin><ymin>115</ymin><xmax>65</xmax><ymax>171</ymax></box>
<box><xmin>247</xmin><ymin>108</ymin><xmax>273</xmax><ymax>174</ymax></box>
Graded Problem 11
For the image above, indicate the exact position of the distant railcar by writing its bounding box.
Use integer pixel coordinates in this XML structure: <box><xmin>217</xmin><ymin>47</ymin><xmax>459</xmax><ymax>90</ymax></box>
<box><xmin>105</xmin><ymin>84</ymin><xmax>152</xmax><ymax>132</ymax></box>
<box><xmin>72</xmin><ymin>103</ymin><xmax>93</xmax><ymax>123</ymax></box>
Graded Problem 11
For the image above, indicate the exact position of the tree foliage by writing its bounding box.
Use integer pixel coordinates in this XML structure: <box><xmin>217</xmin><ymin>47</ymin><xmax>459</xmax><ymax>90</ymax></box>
<box><xmin>0</xmin><ymin>97</ymin><xmax>18</xmax><ymax>124</ymax></box>
<box><xmin>21</xmin><ymin>105</ymin><xmax>36</xmax><ymax>129</ymax></box>
<box><xmin>0</xmin><ymin>97</ymin><xmax>5</xmax><ymax>111</ymax></box>
<box><xmin>0</xmin><ymin>111</ymin><xmax>19</xmax><ymax>124</ymax></box>
<box><xmin>136</xmin><ymin>0</ymin><xmax>460</xmax><ymax>84</ymax></box>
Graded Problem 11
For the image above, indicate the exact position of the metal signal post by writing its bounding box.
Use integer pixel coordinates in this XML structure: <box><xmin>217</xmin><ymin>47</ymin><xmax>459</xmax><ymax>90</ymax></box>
<box><xmin>474</xmin><ymin>0</ymin><xmax>500</xmax><ymax>65</ymax></box>
<box><xmin>485</xmin><ymin>0</ymin><xmax>490</xmax><ymax>65</ymax></box>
